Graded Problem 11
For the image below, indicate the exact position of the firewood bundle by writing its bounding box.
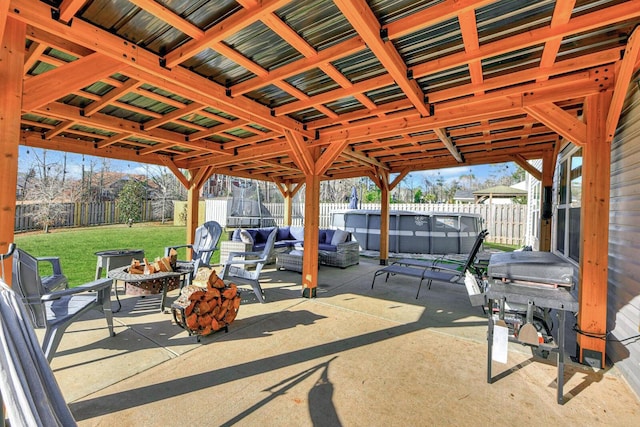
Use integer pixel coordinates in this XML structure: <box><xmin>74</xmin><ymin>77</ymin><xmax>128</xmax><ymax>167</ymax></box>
<box><xmin>172</xmin><ymin>269</ymin><xmax>241</xmax><ymax>336</ymax></box>
<box><xmin>128</xmin><ymin>248</ymin><xmax>177</xmax><ymax>275</ymax></box>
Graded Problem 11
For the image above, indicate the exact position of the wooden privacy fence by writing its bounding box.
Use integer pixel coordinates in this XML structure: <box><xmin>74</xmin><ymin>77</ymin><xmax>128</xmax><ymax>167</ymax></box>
<box><xmin>205</xmin><ymin>200</ymin><xmax>527</xmax><ymax>246</ymax></box>
<box><xmin>15</xmin><ymin>201</ymin><xmax>155</xmax><ymax>232</ymax></box>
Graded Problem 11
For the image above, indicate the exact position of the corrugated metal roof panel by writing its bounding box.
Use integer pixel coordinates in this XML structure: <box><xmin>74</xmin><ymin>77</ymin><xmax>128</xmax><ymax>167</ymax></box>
<box><xmin>276</xmin><ymin>0</ymin><xmax>356</xmax><ymax>50</ymax></box>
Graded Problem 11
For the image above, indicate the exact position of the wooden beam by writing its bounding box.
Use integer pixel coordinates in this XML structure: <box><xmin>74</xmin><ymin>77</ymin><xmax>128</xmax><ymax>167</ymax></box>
<box><xmin>334</xmin><ymin>0</ymin><xmax>429</xmax><ymax>116</ymax></box>
<box><xmin>606</xmin><ymin>26</ymin><xmax>640</xmax><ymax>143</ymax></box>
<box><xmin>57</xmin><ymin>0</ymin><xmax>86</xmax><ymax>24</ymax></box>
<box><xmin>524</xmin><ymin>103</ymin><xmax>587</xmax><ymax>146</ymax></box>
<box><xmin>538</xmin><ymin>1</ymin><xmax>575</xmax><ymax>76</ymax></box>
<box><xmin>0</xmin><ymin>17</ymin><xmax>25</xmax><ymax>279</ymax></box>
<box><xmin>231</xmin><ymin>36</ymin><xmax>366</xmax><ymax>96</ymax></box>
<box><xmin>0</xmin><ymin>2</ymin><xmax>9</xmax><ymax>44</ymax></box>
<box><xmin>411</xmin><ymin>1</ymin><xmax>640</xmax><ymax>79</ymax></box>
<box><xmin>37</xmin><ymin>102</ymin><xmax>231</xmax><ymax>156</ymax></box>
<box><xmin>163</xmin><ymin>0</ymin><xmax>290</xmax><ymax>68</ymax></box>
<box><xmin>96</xmin><ymin>132</ymin><xmax>133</xmax><ymax>149</ymax></box>
<box><xmin>341</xmin><ymin>148</ymin><xmax>389</xmax><ymax>170</ymax></box>
<box><xmin>274</xmin><ymin>74</ymin><xmax>394</xmax><ymax>116</ymax></box>
<box><xmin>129</xmin><ymin>0</ymin><xmax>204</xmax><ymax>40</ymax></box>
<box><xmin>389</xmin><ymin>169</ymin><xmax>409</xmax><ymax>191</ymax></box>
<box><xmin>315</xmin><ymin>140</ymin><xmax>350</xmax><ymax>176</ymax></box>
<box><xmin>159</xmin><ymin>155</ymin><xmax>190</xmax><ymax>189</ymax></box>
<box><xmin>284</xmin><ymin>129</ymin><xmax>314</xmax><ymax>176</ymax></box>
<box><xmin>384</xmin><ymin>0</ymin><xmax>495</xmax><ymax>40</ymax></box>
<box><xmin>433</xmin><ymin>128</ymin><xmax>463</xmax><ymax>162</ymax></box>
<box><xmin>22</xmin><ymin>53</ymin><xmax>123</xmax><ymax>111</ymax></box>
<box><xmin>577</xmin><ymin>91</ymin><xmax>613</xmax><ymax>368</ymax></box>
<box><xmin>143</xmin><ymin>102</ymin><xmax>202</xmax><ymax>131</ymax></box>
<box><xmin>511</xmin><ymin>154</ymin><xmax>542</xmax><ymax>181</ymax></box>
<box><xmin>11</xmin><ymin>0</ymin><xmax>313</xmax><ymax>138</ymax></box>
<box><xmin>83</xmin><ymin>78</ymin><xmax>139</xmax><ymax>117</ymax></box>
<box><xmin>23</xmin><ymin>41</ymin><xmax>47</xmax><ymax>73</ymax></box>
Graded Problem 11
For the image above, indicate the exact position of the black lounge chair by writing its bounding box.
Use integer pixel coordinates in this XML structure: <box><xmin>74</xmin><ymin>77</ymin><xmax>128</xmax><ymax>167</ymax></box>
<box><xmin>371</xmin><ymin>230</ymin><xmax>489</xmax><ymax>298</ymax></box>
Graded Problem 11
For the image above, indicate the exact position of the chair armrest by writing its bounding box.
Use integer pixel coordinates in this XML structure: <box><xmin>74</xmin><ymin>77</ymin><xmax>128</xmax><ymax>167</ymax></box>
<box><xmin>226</xmin><ymin>250</ymin><xmax>269</xmax><ymax>264</ymax></box>
<box><xmin>336</xmin><ymin>240</ymin><xmax>359</xmax><ymax>252</ymax></box>
<box><xmin>197</xmin><ymin>246</ymin><xmax>218</xmax><ymax>254</ymax></box>
<box><xmin>41</xmin><ymin>278</ymin><xmax>112</xmax><ymax>302</ymax></box>
<box><xmin>36</xmin><ymin>256</ymin><xmax>64</xmax><ymax>276</ymax></box>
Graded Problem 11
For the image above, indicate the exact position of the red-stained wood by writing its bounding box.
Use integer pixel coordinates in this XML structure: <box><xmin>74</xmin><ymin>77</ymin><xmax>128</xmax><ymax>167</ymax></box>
<box><xmin>0</xmin><ymin>18</ymin><xmax>25</xmax><ymax>283</ymax></box>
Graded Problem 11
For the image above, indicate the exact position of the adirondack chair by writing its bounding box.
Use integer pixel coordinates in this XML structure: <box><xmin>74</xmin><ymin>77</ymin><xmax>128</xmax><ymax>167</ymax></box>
<box><xmin>11</xmin><ymin>247</ymin><xmax>115</xmax><ymax>362</ymax></box>
<box><xmin>165</xmin><ymin>221</ymin><xmax>223</xmax><ymax>280</ymax></box>
<box><xmin>221</xmin><ymin>227</ymin><xmax>277</xmax><ymax>303</ymax></box>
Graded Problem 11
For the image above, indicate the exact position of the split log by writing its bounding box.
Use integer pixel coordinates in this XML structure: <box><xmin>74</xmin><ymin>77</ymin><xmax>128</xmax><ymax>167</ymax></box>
<box><xmin>172</xmin><ymin>269</ymin><xmax>241</xmax><ymax>336</ymax></box>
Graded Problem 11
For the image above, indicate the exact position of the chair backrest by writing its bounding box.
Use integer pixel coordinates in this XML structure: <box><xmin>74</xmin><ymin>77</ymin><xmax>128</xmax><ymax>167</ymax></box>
<box><xmin>461</xmin><ymin>229</ymin><xmax>489</xmax><ymax>275</ymax></box>
<box><xmin>12</xmin><ymin>248</ymin><xmax>48</xmax><ymax>328</ymax></box>
<box><xmin>192</xmin><ymin>221</ymin><xmax>223</xmax><ymax>265</ymax></box>
<box><xmin>258</xmin><ymin>228</ymin><xmax>278</xmax><ymax>262</ymax></box>
<box><xmin>0</xmin><ymin>280</ymin><xmax>77</xmax><ymax>426</ymax></box>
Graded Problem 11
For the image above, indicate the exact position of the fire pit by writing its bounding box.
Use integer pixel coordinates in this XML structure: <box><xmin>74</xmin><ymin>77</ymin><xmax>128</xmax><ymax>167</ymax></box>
<box><xmin>109</xmin><ymin>264</ymin><xmax>192</xmax><ymax>312</ymax></box>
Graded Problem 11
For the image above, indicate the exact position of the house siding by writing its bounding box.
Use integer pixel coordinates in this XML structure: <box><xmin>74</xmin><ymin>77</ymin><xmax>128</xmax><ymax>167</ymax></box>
<box><xmin>608</xmin><ymin>73</ymin><xmax>640</xmax><ymax>397</ymax></box>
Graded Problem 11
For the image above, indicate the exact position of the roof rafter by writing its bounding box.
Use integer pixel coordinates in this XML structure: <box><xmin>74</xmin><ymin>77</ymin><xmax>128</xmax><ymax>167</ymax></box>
<box><xmin>163</xmin><ymin>0</ymin><xmax>291</xmax><ymax>68</ymax></box>
<box><xmin>22</xmin><ymin>53</ymin><xmax>122</xmax><ymax>111</ymax></box>
<box><xmin>334</xmin><ymin>0</ymin><xmax>430</xmax><ymax>117</ymax></box>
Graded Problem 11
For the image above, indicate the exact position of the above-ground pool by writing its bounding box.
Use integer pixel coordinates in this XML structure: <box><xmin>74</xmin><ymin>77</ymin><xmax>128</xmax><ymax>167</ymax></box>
<box><xmin>332</xmin><ymin>210</ymin><xmax>483</xmax><ymax>254</ymax></box>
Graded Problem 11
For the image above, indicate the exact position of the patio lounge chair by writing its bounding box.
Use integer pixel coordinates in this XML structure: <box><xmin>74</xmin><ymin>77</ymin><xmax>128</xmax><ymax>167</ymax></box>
<box><xmin>12</xmin><ymin>247</ymin><xmax>115</xmax><ymax>362</ymax></box>
<box><xmin>392</xmin><ymin>229</ymin><xmax>490</xmax><ymax>277</ymax></box>
<box><xmin>371</xmin><ymin>230</ymin><xmax>489</xmax><ymax>299</ymax></box>
<box><xmin>165</xmin><ymin>221</ymin><xmax>223</xmax><ymax>281</ymax></box>
<box><xmin>221</xmin><ymin>227</ymin><xmax>277</xmax><ymax>303</ymax></box>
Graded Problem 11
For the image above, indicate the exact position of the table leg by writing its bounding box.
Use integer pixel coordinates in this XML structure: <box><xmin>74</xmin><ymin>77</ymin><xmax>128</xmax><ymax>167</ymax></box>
<box><xmin>557</xmin><ymin>309</ymin><xmax>566</xmax><ymax>404</ymax></box>
<box><xmin>160</xmin><ymin>278</ymin><xmax>169</xmax><ymax>313</ymax></box>
<box><xmin>487</xmin><ymin>298</ymin><xmax>494</xmax><ymax>383</ymax></box>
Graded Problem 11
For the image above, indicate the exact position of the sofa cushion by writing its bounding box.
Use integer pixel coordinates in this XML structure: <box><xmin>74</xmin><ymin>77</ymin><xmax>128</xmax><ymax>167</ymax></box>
<box><xmin>331</xmin><ymin>229</ymin><xmax>349</xmax><ymax>246</ymax></box>
<box><xmin>239</xmin><ymin>229</ymin><xmax>254</xmax><ymax>244</ymax></box>
<box><xmin>255</xmin><ymin>228</ymin><xmax>273</xmax><ymax>244</ymax></box>
<box><xmin>318</xmin><ymin>230</ymin><xmax>326</xmax><ymax>244</ymax></box>
<box><xmin>323</xmin><ymin>229</ymin><xmax>335</xmax><ymax>244</ymax></box>
<box><xmin>289</xmin><ymin>226</ymin><xmax>305</xmax><ymax>240</ymax></box>
<box><xmin>319</xmin><ymin>243</ymin><xmax>337</xmax><ymax>252</ymax></box>
<box><xmin>277</xmin><ymin>226</ymin><xmax>291</xmax><ymax>241</ymax></box>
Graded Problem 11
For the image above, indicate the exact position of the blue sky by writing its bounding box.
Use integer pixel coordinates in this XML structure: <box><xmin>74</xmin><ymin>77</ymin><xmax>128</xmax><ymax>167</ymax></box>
<box><xmin>19</xmin><ymin>146</ymin><xmax>509</xmax><ymax>185</ymax></box>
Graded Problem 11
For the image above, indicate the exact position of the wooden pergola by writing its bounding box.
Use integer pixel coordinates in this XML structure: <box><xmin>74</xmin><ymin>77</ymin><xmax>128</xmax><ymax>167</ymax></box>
<box><xmin>2</xmin><ymin>0</ymin><xmax>639</xmax><ymax>366</ymax></box>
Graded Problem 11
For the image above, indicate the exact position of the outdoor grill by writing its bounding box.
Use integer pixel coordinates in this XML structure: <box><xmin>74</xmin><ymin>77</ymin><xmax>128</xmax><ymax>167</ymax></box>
<box><xmin>485</xmin><ymin>251</ymin><xmax>579</xmax><ymax>404</ymax></box>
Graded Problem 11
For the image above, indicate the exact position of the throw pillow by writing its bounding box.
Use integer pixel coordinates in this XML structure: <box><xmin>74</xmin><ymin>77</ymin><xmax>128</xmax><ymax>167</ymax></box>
<box><xmin>330</xmin><ymin>229</ymin><xmax>349</xmax><ymax>246</ymax></box>
<box><xmin>239</xmin><ymin>229</ymin><xmax>254</xmax><ymax>245</ymax></box>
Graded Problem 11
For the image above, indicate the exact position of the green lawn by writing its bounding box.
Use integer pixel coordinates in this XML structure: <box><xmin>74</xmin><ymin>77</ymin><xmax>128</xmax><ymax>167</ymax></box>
<box><xmin>14</xmin><ymin>223</ymin><xmax>226</xmax><ymax>287</ymax></box>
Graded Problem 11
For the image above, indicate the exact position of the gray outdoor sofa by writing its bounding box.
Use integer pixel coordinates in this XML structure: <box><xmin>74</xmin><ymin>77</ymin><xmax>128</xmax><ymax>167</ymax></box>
<box><xmin>221</xmin><ymin>226</ymin><xmax>360</xmax><ymax>268</ymax></box>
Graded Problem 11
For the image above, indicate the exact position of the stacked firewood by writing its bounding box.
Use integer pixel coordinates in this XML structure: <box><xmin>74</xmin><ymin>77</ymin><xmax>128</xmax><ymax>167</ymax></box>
<box><xmin>128</xmin><ymin>249</ymin><xmax>177</xmax><ymax>274</ymax></box>
<box><xmin>172</xmin><ymin>269</ymin><xmax>241</xmax><ymax>336</ymax></box>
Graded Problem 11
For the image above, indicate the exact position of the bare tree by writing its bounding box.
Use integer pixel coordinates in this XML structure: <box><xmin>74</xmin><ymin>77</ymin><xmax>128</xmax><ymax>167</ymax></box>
<box><xmin>147</xmin><ymin>166</ymin><xmax>186</xmax><ymax>222</ymax></box>
<box><xmin>24</xmin><ymin>150</ymin><xmax>69</xmax><ymax>233</ymax></box>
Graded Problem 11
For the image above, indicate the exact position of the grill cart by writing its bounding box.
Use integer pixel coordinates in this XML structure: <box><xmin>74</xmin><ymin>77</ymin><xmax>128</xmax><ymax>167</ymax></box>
<box><xmin>485</xmin><ymin>251</ymin><xmax>578</xmax><ymax>404</ymax></box>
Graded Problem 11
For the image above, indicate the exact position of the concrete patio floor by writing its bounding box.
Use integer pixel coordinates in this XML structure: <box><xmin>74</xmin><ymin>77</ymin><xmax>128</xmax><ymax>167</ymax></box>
<box><xmin>46</xmin><ymin>257</ymin><xmax>640</xmax><ymax>426</ymax></box>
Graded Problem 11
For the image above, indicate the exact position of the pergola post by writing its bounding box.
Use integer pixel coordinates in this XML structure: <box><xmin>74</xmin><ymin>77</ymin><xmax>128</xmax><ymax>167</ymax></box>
<box><xmin>577</xmin><ymin>92</ymin><xmax>612</xmax><ymax>368</ymax></box>
<box><xmin>378</xmin><ymin>171</ymin><xmax>390</xmax><ymax>265</ymax></box>
<box><xmin>186</xmin><ymin>185</ymin><xmax>199</xmax><ymax>248</ymax></box>
<box><xmin>302</xmin><ymin>174</ymin><xmax>320</xmax><ymax>298</ymax></box>
<box><xmin>283</xmin><ymin>192</ymin><xmax>293</xmax><ymax>226</ymax></box>
<box><xmin>0</xmin><ymin>18</ymin><xmax>25</xmax><ymax>281</ymax></box>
